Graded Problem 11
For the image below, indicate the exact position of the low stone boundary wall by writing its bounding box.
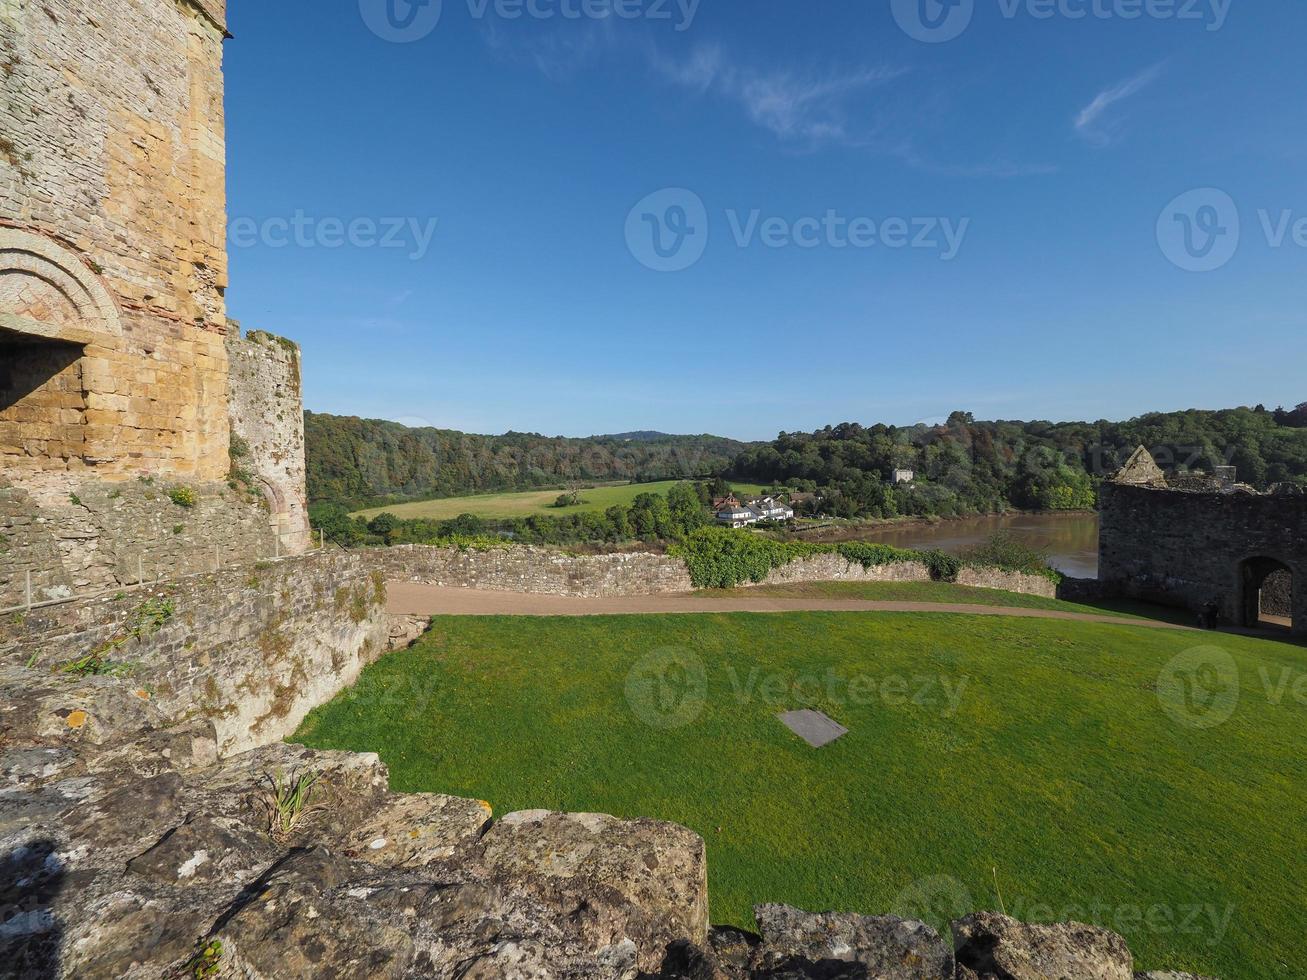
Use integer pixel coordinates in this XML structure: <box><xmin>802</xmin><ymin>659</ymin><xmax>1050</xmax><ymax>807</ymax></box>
<box><xmin>757</xmin><ymin>553</ymin><xmax>932</xmax><ymax>587</ymax></box>
<box><xmin>0</xmin><ymin>550</ymin><xmax>389</xmax><ymax>756</ymax></box>
<box><xmin>371</xmin><ymin>544</ymin><xmax>695</xmax><ymax>597</ymax></box>
<box><xmin>373</xmin><ymin>545</ymin><xmax>1064</xmax><ymax>600</ymax></box>
<box><xmin>957</xmin><ymin>566</ymin><xmax>1058</xmax><ymax>598</ymax></box>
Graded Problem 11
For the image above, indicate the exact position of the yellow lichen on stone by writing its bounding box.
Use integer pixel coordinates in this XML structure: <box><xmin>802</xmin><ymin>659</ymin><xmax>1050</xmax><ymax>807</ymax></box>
<box><xmin>66</xmin><ymin>709</ymin><xmax>89</xmax><ymax>729</ymax></box>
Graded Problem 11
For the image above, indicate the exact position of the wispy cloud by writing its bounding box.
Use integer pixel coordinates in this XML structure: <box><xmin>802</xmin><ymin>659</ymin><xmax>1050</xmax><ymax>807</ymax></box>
<box><xmin>480</xmin><ymin>17</ymin><xmax>621</xmax><ymax>81</ymax></box>
<box><xmin>1075</xmin><ymin>64</ymin><xmax>1164</xmax><ymax>147</ymax></box>
<box><xmin>651</xmin><ymin>44</ymin><xmax>907</xmax><ymax>146</ymax></box>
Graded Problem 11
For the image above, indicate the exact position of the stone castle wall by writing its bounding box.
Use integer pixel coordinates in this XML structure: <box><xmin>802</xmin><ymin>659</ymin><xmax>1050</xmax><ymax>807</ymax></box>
<box><xmin>372</xmin><ymin>544</ymin><xmax>1060</xmax><ymax>599</ymax></box>
<box><xmin>374</xmin><ymin>544</ymin><xmax>697</xmax><ymax>596</ymax></box>
<box><xmin>1</xmin><ymin>0</ymin><xmax>310</xmax><ymax>570</ymax></box>
<box><xmin>1099</xmin><ymin>482</ymin><xmax>1307</xmax><ymax>632</ymax></box>
<box><xmin>0</xmin><ymin>0</ymin><xmax>232</xmax><ymax>484</ymax></box>
<box><xmin>0</xmin><ymin>549</ymin><xmax>389</xmax><ymax>756</ymax></box>
<box><xmin>0</xmin><ymin>479</ymin><xmax>279</xmax><ymax>608</ymax></box>
<box><xmin>226</xmin><ymin>327</ymin><xmax>311</xmax><ymax>553</ymax></box>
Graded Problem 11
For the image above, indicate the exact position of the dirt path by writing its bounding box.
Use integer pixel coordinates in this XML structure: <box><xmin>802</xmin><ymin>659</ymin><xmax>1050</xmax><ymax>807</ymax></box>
<box><xmin>387</xmin><ymin>582</ymin><xmax>1190</xmax><ymax>630</ymax></box>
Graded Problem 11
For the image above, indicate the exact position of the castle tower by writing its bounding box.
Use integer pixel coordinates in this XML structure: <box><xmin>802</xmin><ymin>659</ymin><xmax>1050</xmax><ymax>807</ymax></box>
<box><xmin>1</xmin><ymin>0</ymin><xmax>309</xmax><ymax>605</ymax></box>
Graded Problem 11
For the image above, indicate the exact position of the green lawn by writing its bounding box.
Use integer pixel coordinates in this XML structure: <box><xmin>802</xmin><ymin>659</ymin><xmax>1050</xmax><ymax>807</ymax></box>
<box><xmin>293</xmin><ymin>612</ymin><xmax>1306</xmax><ymax>978</ymax></box>
<box><xmin>352</xmin><ymin>481</ymin><xmax>770</xmax><ymax>521</ymax></box>
<box><xmin>691</xmin><ymin>580</ymin><xmax>1192</xmax><ymax>623</ymax></box>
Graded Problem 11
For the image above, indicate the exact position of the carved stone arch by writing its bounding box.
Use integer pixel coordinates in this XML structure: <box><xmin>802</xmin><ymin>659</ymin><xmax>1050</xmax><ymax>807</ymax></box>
<box><xmin>0</xmin><ymin>229</ymin><xmax>122</xmax><ymax>345</ymax></box>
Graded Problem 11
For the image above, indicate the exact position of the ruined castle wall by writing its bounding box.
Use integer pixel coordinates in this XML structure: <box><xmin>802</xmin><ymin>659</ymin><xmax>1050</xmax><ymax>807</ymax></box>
<box><xmin>1099</xmin><ymin>483</ymin><xmax>1307</xmax><ymax>631</ymax></box>
<box><xmin>0</xmin><ymin>0</ymin><xmax>232</xmax><ymax>484</ymax></box>
<box><xmin>0</xmin><ymin>479</ymin><xmax>277</xmax><ymax>608</ymax></box>
<box><xmin>226</xmin><ymin>328</ymin><xmax>311</xmax><ymax>553</ymax></box>
<box><xmin>0</xmin><ymin>550</ymin><xmax>389</xmax><ymax>756</ymax></box>
<box><xmin>373</xmin><ymin>544</ymin><xmax>697</xmax><ymax>596</ymax></box>
<box><xmin>372</xmin><ymin>545</ymin><xmax>1061</xmax><ymax>599</ymax></box>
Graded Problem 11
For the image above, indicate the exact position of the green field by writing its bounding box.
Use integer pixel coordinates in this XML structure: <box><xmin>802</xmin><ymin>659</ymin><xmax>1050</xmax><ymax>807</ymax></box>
<box><xmin>294</xmin><ymin>611</ymin><xmax>1306</xmax><ymax>978</ymax></box>
<box><xmin>352</xmin><ymin>481</ymin><xmax>769</xmax><ymax>521</ymax></box>
<box><xmin>691</xmin><ymin>580</ymin><xmax>1196</xmax><ymax>622</ymax></box>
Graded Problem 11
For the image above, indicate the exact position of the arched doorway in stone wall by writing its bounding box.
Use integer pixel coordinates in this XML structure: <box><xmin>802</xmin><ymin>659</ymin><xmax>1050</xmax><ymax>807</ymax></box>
<box><xmin>0</xmin><ymin>230</ymin><xmax>122</xmax><ymax>471</ymax></box>
<box><xmin>1240</xmin><ymin>557</ymin><xmax>1294</xmax><ymax>630</ymax></box>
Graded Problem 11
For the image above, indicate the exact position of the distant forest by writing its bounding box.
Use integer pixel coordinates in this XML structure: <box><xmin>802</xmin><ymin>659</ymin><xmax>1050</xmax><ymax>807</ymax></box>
<box><xmin>304</xmin><ymin>413</ymin><xmax>748</xmax><ymax>509</ymax></box>
<box><xmin>730</xmin><ymin>405</ymin><xmax>1307</xmax><ymax>520</ymax></box>
<box><xmin>305</xmin><ymin>404</ymin><xmax>1307</xmax><ymax>519</ymax></box>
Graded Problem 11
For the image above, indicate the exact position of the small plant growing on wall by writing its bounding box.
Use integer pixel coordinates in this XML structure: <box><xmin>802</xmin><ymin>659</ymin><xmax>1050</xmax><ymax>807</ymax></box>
<box><xmin>169</xmin><ymin>486</ymin><xmax>198</xmax><ymax>508</ymax></box>
<box><xmin>184</xmin><ymin>940</ymin><xmax>224</xmax><ymax>979</ymax></box>
<box><xmin>262</xmin><ymin>768</ymin><xmax>321</xmax><ymax>840</ymax></box>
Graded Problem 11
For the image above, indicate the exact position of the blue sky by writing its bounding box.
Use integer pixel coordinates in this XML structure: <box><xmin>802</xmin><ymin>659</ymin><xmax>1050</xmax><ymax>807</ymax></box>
<box><xmin>224</xmin><ymin>0</ymin><xmax>1307</xmax><ymax>441</ymax></box>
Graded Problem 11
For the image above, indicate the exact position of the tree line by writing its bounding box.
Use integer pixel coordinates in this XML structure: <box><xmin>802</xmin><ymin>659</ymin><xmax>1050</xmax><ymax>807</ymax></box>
<box><xmin>311</xmin><ymin>481</ymin><xmax>736</xmax><ymax>548</ymax></box>
<box><xmin>728</xmin><ymin>405</ymin><xmax>1307</xmax><ymax>520</ymax></box>
<box><xmin>304</xmin><ymin>413</ymin><xmax>747</xmax><ymax>509</ymax></box>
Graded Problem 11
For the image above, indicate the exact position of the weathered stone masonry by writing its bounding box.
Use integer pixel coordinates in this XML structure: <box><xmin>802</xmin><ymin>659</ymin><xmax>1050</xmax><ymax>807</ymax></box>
<box><xmin>0</xmin><ymin>0</ymin><xmax>308</xmax><ymax>581</ymax></box>
<box><xmin>1099</xmin><ymin>453</ymin><xmax>1306</xmax><ymax>634</ymax></box>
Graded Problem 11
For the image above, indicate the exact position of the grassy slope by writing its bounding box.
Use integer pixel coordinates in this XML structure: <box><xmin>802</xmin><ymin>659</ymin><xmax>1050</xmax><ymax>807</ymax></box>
<box><xmin>294</xmin><ymin>613</ymin><xmax>1306</xmax><ymax>978</ymax></box>
<box><xmin>352</xmin><ymin>481</ymin><xmax>769</xmax><ymax>521</ymax></box>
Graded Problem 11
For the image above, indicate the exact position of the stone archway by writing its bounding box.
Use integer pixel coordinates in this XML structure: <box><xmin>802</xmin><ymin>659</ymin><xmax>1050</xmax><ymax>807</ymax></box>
<box><xmin>0</xmin><ymin>229</ymin><xmax>122</xmax><ymax>344</ymax></box>
<box><xmin>0</xmin><ymin>230</ymin><xmax>122</xmax><ymax>471</ymax></box>
<box><xmin>1240</xmin><ymin>557</ymin><xmax>1294</xmax><ymax>629</ymax></box>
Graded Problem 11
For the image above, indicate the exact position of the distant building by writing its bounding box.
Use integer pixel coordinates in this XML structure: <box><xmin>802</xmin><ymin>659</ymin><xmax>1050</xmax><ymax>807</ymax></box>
<box><xmin>1099</xmin><ymin>446</ymin><xmax>1305</xmax><ymax>634</ymax></box>
<box><xmin>893</xmin><ymin>469</ymin><xmax>916</xmax><ymax>484</ymax></box>
<box><xmin>715</xmin><ymin>502</ymin><xmax>758</xmax><ymax>528</ymax></box>
<box><xmin>712</xmin><ymin>495</ymin><xmax>742</xmax><ymax>511</ymax></box>
<box><xmin>715</xmin><ymin>495</ymin><xmax>795</xmax><ymax>527</ymax></box>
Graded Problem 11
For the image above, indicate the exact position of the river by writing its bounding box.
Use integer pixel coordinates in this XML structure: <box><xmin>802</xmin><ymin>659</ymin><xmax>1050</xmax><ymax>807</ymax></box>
<box><xmin>791</xmin><ymin>512</ymin><xmax>1101</xmax><ymax>578</ymax></box>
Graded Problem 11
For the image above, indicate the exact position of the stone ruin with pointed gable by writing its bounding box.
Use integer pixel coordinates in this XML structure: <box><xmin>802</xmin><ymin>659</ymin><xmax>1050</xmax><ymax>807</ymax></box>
<box><xmin>1099</xmin><ymin>446</ymin><xmax>1305</xmax><ymax>633</ymax></box>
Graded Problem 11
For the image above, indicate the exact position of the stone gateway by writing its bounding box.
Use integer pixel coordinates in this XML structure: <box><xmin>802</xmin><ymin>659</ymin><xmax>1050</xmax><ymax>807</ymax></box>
<box><xmin>1098</xmin><ymin>447</ymin><xmax>1305</xmax><ymax>634</ymax></box>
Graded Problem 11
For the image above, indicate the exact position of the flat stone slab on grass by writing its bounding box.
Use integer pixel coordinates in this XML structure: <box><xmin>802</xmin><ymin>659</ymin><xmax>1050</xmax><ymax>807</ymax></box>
<box><xmin>778</xmin><ymin>709</ymin><xmax>848</xmax><ymax>748</ymax></box>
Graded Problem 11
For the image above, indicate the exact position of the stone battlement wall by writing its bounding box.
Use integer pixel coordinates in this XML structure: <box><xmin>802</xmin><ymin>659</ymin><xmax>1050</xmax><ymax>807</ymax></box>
<box><xmin>0</xmin><ymin>479</ymin><xmax>278</xmax><ymax>608</ymax></box>
<box><xmin>1099</xmin><ymin>482</ymin><xmax>1307</xmax><ymax>631</ymax></box>
<box><xmin>226</xmin><ymin>327</ymin><xmax>311</xmax><ymax>553</ymax></box>
<box><xmin>0</xmin><ymin>549</ymin><xmax>389</xmax><ymax>756</ymax></box>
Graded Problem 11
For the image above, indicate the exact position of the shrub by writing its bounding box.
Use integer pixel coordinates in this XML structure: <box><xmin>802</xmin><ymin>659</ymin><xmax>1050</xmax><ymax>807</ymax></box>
<box><xmin>672</xmin><ymin>528</ymin><xmax>932</xmax><ymax>589</ymax></box>
<box><xmin>961</xmin><ymin>532</ymin><xmax>1062</xmax><ymax>584</ymax></box>
<box><xmin>169</xmin><ymin>486</ymin><xmax>198</xmax><ymax>508</ymax></box>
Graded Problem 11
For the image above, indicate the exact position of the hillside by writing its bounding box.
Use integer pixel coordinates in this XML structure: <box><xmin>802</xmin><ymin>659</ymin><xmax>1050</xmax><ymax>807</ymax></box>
<box><xmin>728</xmin><ymin>405</ymin><xmax>1307</xmax><ymax>519</ymax></box>
<box><xmin>304</xmin><ymin>413</ymin><xmax>753</xmax><ymax>508</ymax></box>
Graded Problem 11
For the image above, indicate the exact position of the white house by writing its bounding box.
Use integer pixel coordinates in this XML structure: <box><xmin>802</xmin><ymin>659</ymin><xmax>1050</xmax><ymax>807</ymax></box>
<box><xmin>716</xmin><ymin>495</ymin><xmax>795</xmax><ymax>527</ymax></box>
<box><xmin>715</xmin><ymin>502</ymin><xmax>758</xmax><ymax>528</ymax></box>
<box><xmin>893</xmin><ymin>469</ymin><xmax>916</xmax><ymax>484</ymax></box>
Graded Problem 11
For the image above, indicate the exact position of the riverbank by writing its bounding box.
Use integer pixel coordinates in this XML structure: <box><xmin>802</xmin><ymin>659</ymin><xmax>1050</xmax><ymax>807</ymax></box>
<box><xmin>776</xmin><ymin>510</ymin><xmax>1101</xmax><ymax>578</ymax></box>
